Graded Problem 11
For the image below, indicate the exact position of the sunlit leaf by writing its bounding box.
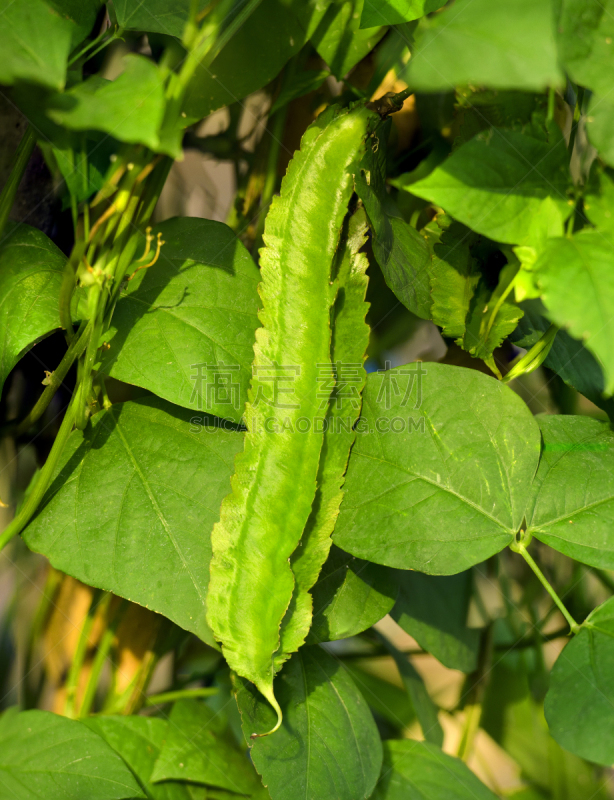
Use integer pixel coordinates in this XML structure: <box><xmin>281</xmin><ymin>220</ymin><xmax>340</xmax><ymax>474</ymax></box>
<box><xmin>409</xmin><ymin>0</ymin><xmax>562</xmax><ymax>91</ymax></box>
<box><xmin>0</xmin><ymin>223</ymin><xmax>65</xmax><ymax>401</ymax></box>
<box><xmin>334</xmin><ymin>364</ymin><xmax>541</xmax><ymax>573</ymax></box>
<box><xmin>23</xmin><ymin>397</ymin><xmax>243</xmax><ymax>646</ymax></box>
<box><xmin>102</xmin><ymin>217</ymin><xmax>260</xmax><ymax>424</ymax></box>
<box><xmin>526</xmin><ymin>415</ymin><xmax>614</xmax><ymax>569</ymax></box>
<box><xmin>408</xmin><ymin>129</ymin><xmax>570</xmax><ymax>246</ymax></box>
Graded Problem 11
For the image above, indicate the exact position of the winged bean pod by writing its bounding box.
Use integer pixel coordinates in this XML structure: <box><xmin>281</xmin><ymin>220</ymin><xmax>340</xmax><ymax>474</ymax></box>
<box><xmin>275</xmin><ymin>206</ymin><xmax>371</xmax><ymax>666</ymax></box>
<box><xmin>207</xmin><ymin>104</ymin><xmax>379</xmax><ymax>733</ymax></box>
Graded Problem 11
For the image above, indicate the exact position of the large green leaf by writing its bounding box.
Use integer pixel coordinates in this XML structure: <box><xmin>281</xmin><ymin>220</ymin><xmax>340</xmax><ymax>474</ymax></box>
<box><xmin>307</xmin><ymin>545</ymin><xmax>398</xmax><ymax>643</ymax></box>
<box><xmin>482</xmin><ymin>661</ymin><xmax>610</xmax><ymax>798</ymax></box>
<box><xmin>526</xmin><ymin>415</ymin><xmax>614</xmax><ymax>569</ymax></box>
<box><xmin>113</xmin><ymin>0</ymin><xmax>208</xmax><ymax>36</ymax></box>
<box><xmin>391</xmin><ymin>570</ymin><xmax>480</xmax><ymax>672</ymax></box>
<box><xmin>46</xmin><ymin>55</ymin><xmax>173</xmax><ymax>154</ymax></box>
<box><xmin>151</xmin><ymin>699</ymin><xmax>260</xmax><ymax>794</ymax></box>
<box><xmin>511</xmin><ymin>301</ymin><xmax>614</xmax><ymax>418</ymax></box>
<box><xmin>585</xmin><ymin>93</ymin><xmax>614</xmax><ymax>166</ymax></box>
<box><xmin>310</xmin><ymin>0</ymin><xmax>387</xmax><ymax>79</ymax></box>
<box><xmin>545</xmin><ymin>596</ymin><xmax>614</xmax><ymax>766</ymax></box>
<box><xmin>428</xmin><ymin>220</ymin><xmax>479</xmax><ymax>339</ymax></box>
<box><xmin>535</xmin><ymin>231</ymin><xmax>614</xmax><ymax>395</ymax></box>
<box><xmin>183</xmin><ymin>0</ymin><xmax>304</xmax><ymax>123</ymax></box>
<box><xmin>234</xmin><ymin>645</ymin><xmax>382</xmax><ymax>800</ymax></box>
<box><xmin>334</xmin><ymin>363</ymin><xmax>541</xmax><ymax>573</ymax></box>
<box><xmin>23</xmin><ymin>397</ymin><xmax>243</xmax><ymax>646</ymax></box>
<box><xmin>0</xmin><ymin>0</ymin><xmax>74</xmax><ymax>89</ymax></box>
<box><xmin>408</xmin><ymin>0</ymin><xmax>562</xmax><ymax>91</ymax></box>
<box><xmin>584</xmin><ymin>167</ymin><xmax>614</xmax><ymax>235</ymax></box>
<box><xmin>102</xmin><ymin>217</ymin><xmax>260</xmax><ymax>424</ymax></box>
<box><xmin>371</xmin><ymin>739</ymin><xmax>498</xmax><ymax>799</ymax></box>
<box><xmin>408</xmin><ymin>129</ymin><xmax>570</xmax><ymax>246</ymax></box>
<box><xmin>48</xmin><ymin>0</ymin><xmax>103</xmax><ymax>47</ymax></box>
<box><xmin>0</xmin><ymin>223</ymin><xmax>66</xmax><ymax>400</ymax></box>
<box><xmin>360</xmin><ymin>0</ymin><xmax>445</xmax><ymax>27</ymax></box>
<box><xmin>83</xmin><ymin>716</ymin><xmax>191</xmax><ymax>800</ymax></box>
<box><xmin>356</xmin><ymin>158</ymin><xmax>431</xmax><ymax>320</ymax></box>
<box><xmin>0</xmin><ymin>709</ymin><xmax>144</xmax><ymax>799</ymax></box>
<box><xmin>556</xmin><ymin>0</ymin><xmax>614</xmax><ymax>97</ymax></box>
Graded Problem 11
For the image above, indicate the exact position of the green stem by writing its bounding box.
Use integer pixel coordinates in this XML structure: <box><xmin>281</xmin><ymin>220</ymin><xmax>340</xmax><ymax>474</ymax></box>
<box><xmin>64</xmin><ymin>590</ymin><xmax>104</xmax><ymax>718</ymax></box>
<box><xmin>252</xmin><ymin>107</ymin><xmax>287</xmax><ymax>257</ymax></box>
<box><xmin>510</xmin><ymin>540</ymin><xmax>580</xmax><ymax>634</ymax></box>
<box><xmin>164</xmin><ymin>0</ymin><xmax>263</xmax><ymax>127</ymax></box>
<box><xmin>58</xmin><ymin>240</ymin><xmax>87</xmax><ymax>342</ymax></box>
<box><xmin>485</xmin><ymin>273</ymin><xmax>518</xmax><ymax>341</ymax></box>
<box><xmin>78</xmin><ymin>598</ymin><xmax>125</xmax><ymax>717</ymax></box>
<box><xmin>11</xmin><ymin>320</ymin><xmax>91</xmax><ymax>436</ymax></box>
<box><xmin>0</xmin><ymin>396</ymin><xmax>78</xmax><ymax>551</ymax></box>
<box><xmin>144</xmin><ymin>687</ymin><xmax>219</xmax><ymax>706</ymax></box>
<box><xmin>502</xmin><ymin>323</ymin><xmax>558</xmax><ymax>384</ymax></box>
<box><xmin>68</xmin><ymin>26</ymin><xmax>123</xmax><ymax>66</ymax></box>
<box><xmin>0</xmin><ymin>127</ymin><xmax>36</xmax><ymax>240</ymax></box>
<box><xmin>23</xmin><ymin>567</ymin><xmax>63</xmax><ymax>709</ymax></box>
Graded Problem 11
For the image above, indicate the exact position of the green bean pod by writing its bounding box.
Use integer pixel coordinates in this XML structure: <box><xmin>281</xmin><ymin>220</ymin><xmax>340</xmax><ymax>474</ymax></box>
<box><xmin>275</xmin><ymin>206</ymin><xmax>371</xmax><ymax>667</ymax></box>
<box><xmin>207</xmin><ymin>104</ymin><xmax>378</xmax><ymax>734</ymax></box>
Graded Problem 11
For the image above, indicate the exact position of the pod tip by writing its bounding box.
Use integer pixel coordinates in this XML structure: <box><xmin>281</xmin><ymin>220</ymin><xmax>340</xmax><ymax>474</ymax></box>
<box><xmin>250</xmin><ymin>686</ymin><xmax>282</xmax><ymax>739</ymax></box>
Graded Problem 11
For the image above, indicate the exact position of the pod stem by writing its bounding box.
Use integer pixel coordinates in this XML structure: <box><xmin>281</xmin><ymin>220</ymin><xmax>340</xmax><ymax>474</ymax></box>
<box><xmin>510</xmin><ymin>539</ymin><xmax>580</xmax><ymax>634</ymax></box>
<box><xmin>250</xmin><ymin>685</ymin><xmax>283</xmax><ymax>739</ymax></box>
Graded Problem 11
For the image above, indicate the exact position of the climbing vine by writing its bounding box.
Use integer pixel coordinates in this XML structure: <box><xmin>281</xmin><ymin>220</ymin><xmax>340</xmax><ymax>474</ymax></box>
<box><xmin>1</xmin><ymin>0</ymin><xmax>614</xmax><ymax>798</ymax></box>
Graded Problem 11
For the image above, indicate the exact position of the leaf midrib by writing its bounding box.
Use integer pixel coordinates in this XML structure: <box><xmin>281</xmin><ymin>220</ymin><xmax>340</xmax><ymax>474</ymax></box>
<box><xmin>351</xmin><ymin>449</ymin><xmax>515</xmax><ymax>532</ymax></box>
<box><xmin>114</xmin><ymin>418</ymin><xmax>206</xmax><ymax>607</ymax></box>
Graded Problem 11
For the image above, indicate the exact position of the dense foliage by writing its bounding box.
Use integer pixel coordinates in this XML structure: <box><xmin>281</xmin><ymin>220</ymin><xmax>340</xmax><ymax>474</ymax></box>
<box><xmin>1</xmin><ymin>0</ymin><xmax>614</xmax><ymax>798</ymax></box>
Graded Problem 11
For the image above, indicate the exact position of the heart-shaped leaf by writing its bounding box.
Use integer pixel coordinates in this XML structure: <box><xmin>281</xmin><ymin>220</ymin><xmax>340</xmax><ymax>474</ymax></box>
<box><xmin>234</xmin><ymin>645</ymin><xmax>382</xmax><ymax>800</ymax></box>
<box><xmin>408</xmin><ymin>130</ymin><xmax>570</xmax><ymax>246</ymax></box>
<box><xmin>545</xmin><ymin>596</ymin><xmax>614</xmax><ymax>766</ymax></box>
<box><xmin>151</xmin><ymin>699</ymin><xmax>261</xmax><ymax>794</ymax></box>
<box><xmin>334</xmin><ymin>363</ymin><xmax>541</xmax><ymax>573</ymax></box>
<box><xmin>0</xmin><ymin>709</ymin><xmax>144</xmax><ymax>799</ymax></box>
<box><xmin>102</xmin><ymin>217</ymin><xmax>260</xmax><ymax>424</ymax></box>
<box><xmin>23</xmin><ymin>397</ymin><xmax>243</xmax><ymax>645</ymax></box>
<box><xmin>526</xmin><ymin>415</ymin><xmax>614</xmax><ymax>569</ymax></box>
